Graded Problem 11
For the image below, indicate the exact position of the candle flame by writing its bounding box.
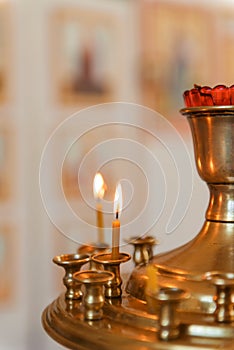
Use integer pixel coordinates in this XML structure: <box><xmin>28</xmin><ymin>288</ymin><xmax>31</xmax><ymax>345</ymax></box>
<box><xmin>93</xmin><ymin>173</ymin><xmax>106</xmax><ymax>199</ymax></box>
<box><xmin>114</xmin><ymin>183</ymin><xmax>122</xmax><ymax>218</ymax></box>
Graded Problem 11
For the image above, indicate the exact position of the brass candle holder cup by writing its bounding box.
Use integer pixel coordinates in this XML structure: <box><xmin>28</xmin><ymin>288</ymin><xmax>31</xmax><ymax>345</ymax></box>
<box><xmin>125</xmin><ymin>236</ymin><xmax>157</xmax><ymax>266</ymax></box>
<box><xmin>53</xmin><ymin>253</ymin><xmax>90</xmax><ymax>300</ymax></box>
<box><xmin>147</xmin><ymin>287</ymin><xmax>190</xmax><ymax>341</ymax></box>
<box><xmin>74</xmin><ymin>270</ymin><xmax>114</xmax><ymax>320</ymax></box>
<box><xmin>205</xmin><ymin>272</ymin><xmax>234</xmax><ymax>323</ymax></box>
<box><xmin>92</xmin><ymin>253</ymin><xmax>131</xmax><ymax>298</ymax></box>
<box><xmin>77</xmin><ymin>243</ymin><xmax>109</xmax><ymax>270</ymax></box>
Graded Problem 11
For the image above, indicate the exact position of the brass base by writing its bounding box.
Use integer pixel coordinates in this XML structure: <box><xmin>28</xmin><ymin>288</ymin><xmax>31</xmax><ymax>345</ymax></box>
<box><xmin>127</xmin><ymin>221</ymin><xmax>234</xmax><ymax>312</ymax></box>
<box><xmin>42</xmin><ymin>294</ymin><xmax>234</xmax><ymax>350</ymax></box>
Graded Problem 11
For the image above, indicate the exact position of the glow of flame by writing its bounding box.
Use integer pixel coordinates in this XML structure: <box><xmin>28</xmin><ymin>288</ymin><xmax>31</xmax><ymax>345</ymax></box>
<box><xmin>114</xmin><ymin>183</ymin><xmax>122</xmax><ymax>218</ymax></box>
<box><xmin>93</xmin><ymin>173</ymin><xmax>105</xmax><ymax>199</ymax></box>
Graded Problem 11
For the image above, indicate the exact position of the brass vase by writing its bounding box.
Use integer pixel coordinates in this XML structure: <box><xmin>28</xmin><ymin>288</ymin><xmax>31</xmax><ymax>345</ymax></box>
<box><xmin>127</xmin><ymin>106</ymin><xmax>234</xmax><ymax>313</ymax></box>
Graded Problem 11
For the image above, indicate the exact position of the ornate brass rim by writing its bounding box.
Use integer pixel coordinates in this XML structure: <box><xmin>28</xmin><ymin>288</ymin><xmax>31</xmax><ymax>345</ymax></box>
<box><xmin>74</xmin><ymin>270</ymin><xmax>115</xmax><ymax>284</ymax></box>
<box><xmin>92</xmin><ymin>252</ymin><xmax>131</xmax><ymax>265</ymax></box>
<box><xmin>180</xmin><ymin>105</ymin><xmax>234</xmax><ymax>116</ymax></box>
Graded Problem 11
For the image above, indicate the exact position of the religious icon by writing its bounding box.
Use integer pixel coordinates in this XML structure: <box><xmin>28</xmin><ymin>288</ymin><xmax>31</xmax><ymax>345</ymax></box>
<box><xmin>50</xmin><ymin>8</ymin><xmax>118</xmax><ymax>105</ymax></box>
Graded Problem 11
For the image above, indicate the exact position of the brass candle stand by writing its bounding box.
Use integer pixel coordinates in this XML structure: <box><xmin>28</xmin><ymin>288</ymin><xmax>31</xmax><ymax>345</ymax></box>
<box><xmin>92</xmin><ymin>252</ymin><xmax>131</xmax><ymax>298</ymax></box>
<box><xmin>42</xmin><ymin>106</ymin><xmax>234</xmax><ymax>349</ymax></box>
<box><xmin>53</xmin><ymin>253</ymin><xmax>90</xmax><ymax>300</ymax></box>
<box><xmin>125</xmin><ymin>236</ymin><xmax>158</xmax><ymax>266</ymax></box>
<box><xmin>205</xmin><ymin>272</ymin><xmax>234</xmax><ymax>323</ymax></box>
<box><xmin>77</xmin><ymin>242</ymin><xmax>109</xmax><ymax>270</ymax></box>
<box><xmin>74</xmin><ymin>270</ymin><xmax>115</xmax><ymax>320</ymax></box>
<box><xmin>152</xmin><ymin>287</ymin><xmax>190</xmax><ymax>341</ymax></box>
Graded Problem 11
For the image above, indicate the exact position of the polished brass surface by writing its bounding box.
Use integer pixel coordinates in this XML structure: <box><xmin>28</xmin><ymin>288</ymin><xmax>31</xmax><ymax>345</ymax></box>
<box><xmin>53</xmin><ymin>253</ymin><xmax>90</xmax><ymax>300</ymax></box>
<box><xmin>151</xmin><ymin>287</ymin><xmax>190</xmax><ymax>341</ymax></box>
<box><xmin>205</xmin><ymin>272</ymin><xmax>234</xmax><ymax>323</ymax></box>
<box><xmin>182</xmin><ymin>106</ymin><xmax>234</xmax><ymax>184</ymax></box>
<box><xmin>127</xmin><ymin>107</ymin><xmax>234</xmax><ymax>314</ymax></box>
<box><xmin>92</xmin><ymin>253</ymin><xmax>131</xmax><ymax>298</ymax></box>
<box><xmin>125</xmin><ymin>236</ymin><xmax>158</xmax><ymax>266</ymax></box>
<box><xmin>74</xmin><ymin>270</ymin><xmax>114</xmax><ymax>320</ymax></box>
<box><xmin>42</xmin><ymin>293</ymin><xmax>234</xmax><ymax>349</ymax></box>
<box><xmin>206</xmin><ymin>184</ymin><xmax>234</xmax><ymax>221</ymax></box>
<box><xmin>77</xmin><ymin>243</ymin><xmax>109</xmax><ymax>270</ymax></box>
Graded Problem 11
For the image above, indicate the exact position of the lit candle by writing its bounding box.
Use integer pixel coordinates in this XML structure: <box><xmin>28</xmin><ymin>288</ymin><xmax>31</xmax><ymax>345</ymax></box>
<box><xmin>112</xmin><ymin>183</ymin><xmax>122</xmax><ymax>260</ymax></box>
<box><xmin>93</xmin><ymin>173</ymin><xmax>106</xmax><ymax>243</ymax></box>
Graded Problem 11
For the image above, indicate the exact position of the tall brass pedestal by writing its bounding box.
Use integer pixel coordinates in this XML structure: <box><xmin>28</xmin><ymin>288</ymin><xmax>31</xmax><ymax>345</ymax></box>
<box><xmin>127</xmin><ymin>106</ymin><xmax>234</xmax><ymax>313</ymax></box>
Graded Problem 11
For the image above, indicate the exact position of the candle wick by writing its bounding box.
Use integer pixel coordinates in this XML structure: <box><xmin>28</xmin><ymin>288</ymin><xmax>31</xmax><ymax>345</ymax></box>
<box><xmin>116</xmin><ymin>210</ymin><xmax>119</xmax><ymax>220</ymax></box>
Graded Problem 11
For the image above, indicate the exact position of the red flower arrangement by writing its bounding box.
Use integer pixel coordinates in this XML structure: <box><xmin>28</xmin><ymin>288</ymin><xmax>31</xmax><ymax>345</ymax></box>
<box><xmin>183</xmin><ymin>84</ymin><xmax>234</xmax><ymax>107</ymax></box>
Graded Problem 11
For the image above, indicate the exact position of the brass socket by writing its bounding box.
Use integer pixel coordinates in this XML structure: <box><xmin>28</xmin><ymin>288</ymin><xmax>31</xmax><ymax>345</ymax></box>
<box><xmin>77</xmin><ymin>243</ymin><xmax>109</xmax><ymax>270</ymax></box>
<box><xmin>74</xmin><ymin>270</ymin><xmax>114</xmax><ymax>320</ymax></box>
<box><xmin>92</xmin><ymin>253</ymin><xmax>131</xmax><ymax>298</ymax></box>
<box><xmin>205</xmin><ymin>272</ymin><xmax>234</xmax><ymax>323</ymax></box>
<box><xmin>148</xmin><ymin>287</ymin><xmax>190</xmax><ymax>341</ymax></box>
<box><xmin>125</xmin><ymin>236</ymin><xmax>157</xmax><ymax>266</ymax></box>
<box><xmin>53</xmin><ymin>253</ymin><xmax>90</xmax><ymax>300</ymax></box>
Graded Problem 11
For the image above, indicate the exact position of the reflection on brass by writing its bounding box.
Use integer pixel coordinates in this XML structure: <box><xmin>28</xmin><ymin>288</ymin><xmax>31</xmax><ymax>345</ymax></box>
<box><xmin>205</xmin><ymin>272</ymin><xmax>234</xmax><ymax>323</ymax></box>
<box><xmin>74</xmin><ymin>270</ymin><xmax>114</xmax><ymax>320</ymax></box>
<box><xmin>65</xmin><ymin>299</ymin><xmax>82</xmax><ymax>313</ymax></box>
<box><xmin>92</xmin><ymin>253</ymin><xmax>131</xmax><ymax>298</ymax></box>
<box><xmin>150</xmin><ymin>287</ymin><xmax>190</xmax><ymax>341</ymax></box>
<box><xmin>105</xmin><ymin>296</ymin><xmax>122</xmax><ymax>307</ymax></box>
<box><xmin>53</xmin><ymin>253</ymin><xmax>90</xmax><ymax>299</ymax></box>
<box><xmin>125</xmin><ymin>236</ymin><xmax>158</xmax><ymax>266</ymax></box>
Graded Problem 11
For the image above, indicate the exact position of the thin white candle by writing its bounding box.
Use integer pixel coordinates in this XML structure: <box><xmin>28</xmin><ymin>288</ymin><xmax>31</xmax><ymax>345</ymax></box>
<box><xmin>112</xmin><ymin>183</ymin><xmax>122</xmax><ymax>259</ymax></box>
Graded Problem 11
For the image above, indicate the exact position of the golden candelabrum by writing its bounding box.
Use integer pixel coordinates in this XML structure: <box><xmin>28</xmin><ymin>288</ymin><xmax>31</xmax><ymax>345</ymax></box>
<box><xmin>42</xmin><ymin>106</ymin><xmax>234</xmax><ymax>349</ymax></box>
